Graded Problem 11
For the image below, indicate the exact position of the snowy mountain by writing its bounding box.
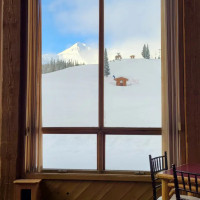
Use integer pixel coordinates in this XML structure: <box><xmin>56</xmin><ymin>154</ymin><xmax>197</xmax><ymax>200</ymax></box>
<box><xmin>42</xmin><ymin>42</ymin><xmax>98</xmax><ymax>65</ymax></box>
<box><xmin>58</xmin><ymin>42</ymin><xmax>98</xmax><ymax>64</ymax></box>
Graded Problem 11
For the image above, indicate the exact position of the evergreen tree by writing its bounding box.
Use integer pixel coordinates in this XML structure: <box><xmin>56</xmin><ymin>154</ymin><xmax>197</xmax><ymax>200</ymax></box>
<box><xmin>146</xmin><ymin>44</ymin><xmax>150</xmax><ymax>59</ymax></box>
<box><xmin>141</xmin><ymin>44</ymin><xmax>147</xmax><ymax>58</ymax></box>
<box><xmin>141</xmin><ymin>44</ymin><xmax>151</xmax><ymax>59</ymax></box>
<box><xmin>104</xmin><ymin>48</ymin><xmax>110</xmax><ymax>77</ymax></box>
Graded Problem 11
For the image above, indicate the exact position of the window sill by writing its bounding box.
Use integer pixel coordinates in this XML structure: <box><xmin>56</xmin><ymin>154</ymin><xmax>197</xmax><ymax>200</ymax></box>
<box><xmin>25</xmin><ymin>171</ymin><xmax>151</xmax><ymax>182</ymax></box>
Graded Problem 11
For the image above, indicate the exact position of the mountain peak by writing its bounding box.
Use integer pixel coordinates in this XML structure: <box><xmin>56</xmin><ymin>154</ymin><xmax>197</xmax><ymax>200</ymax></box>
<box><xmin>73</xmin><ymin>42</ymin><xmax>86</xmax><ymax>47</ymax></box>
<box><xmin>69</xmin><ymin>42</ymin><xmax>88</xmax><ymax>51</ymax></box>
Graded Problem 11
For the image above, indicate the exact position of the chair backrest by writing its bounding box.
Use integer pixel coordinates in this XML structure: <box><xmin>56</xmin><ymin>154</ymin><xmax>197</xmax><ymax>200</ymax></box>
<box><xmin>172</xmin><ymin>164</ymin><xmax>200</xmax><ymax>200</ymax></box>
<box><xmin>149</xmin><ymin>152</ymin><xmax>168</xmax><ymax>174</ymax></box>
<box><xmin>149</xmin><ymin>152</ymin><xmax>168</xmax><ymax>200</ymax></box>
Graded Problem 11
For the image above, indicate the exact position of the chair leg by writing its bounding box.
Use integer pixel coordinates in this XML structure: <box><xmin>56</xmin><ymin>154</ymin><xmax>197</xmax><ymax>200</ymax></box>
<box><xmin>153</xmin><ymin>188</ymin><xmax>157</xmax><ymax>200</ymax></box>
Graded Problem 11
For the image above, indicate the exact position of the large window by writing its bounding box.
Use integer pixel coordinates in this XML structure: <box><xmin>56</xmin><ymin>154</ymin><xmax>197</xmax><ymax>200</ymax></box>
<box><xmin>41</xmin><ymin>0</ymin><xmax>162</xmax><ymax>171</ymax></box>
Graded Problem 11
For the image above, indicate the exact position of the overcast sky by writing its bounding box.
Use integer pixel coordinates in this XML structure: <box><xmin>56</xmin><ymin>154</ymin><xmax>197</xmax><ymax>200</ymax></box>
<box><xmin>42</xmin><ymin>0</ymin><xmax>161</xmax><ymax>58</ymax></box>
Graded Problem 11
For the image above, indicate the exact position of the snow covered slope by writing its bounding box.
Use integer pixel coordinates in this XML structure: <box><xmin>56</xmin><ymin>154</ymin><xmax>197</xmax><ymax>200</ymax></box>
<box><xmin>42</xmin><ymin>59</ymin><xmax>161</xmax><ymax>127</ymax></box>
<box><xmin>42</xmin><ymin>58</ymin><xmax>162</xmax><ymax>170</ymax></box>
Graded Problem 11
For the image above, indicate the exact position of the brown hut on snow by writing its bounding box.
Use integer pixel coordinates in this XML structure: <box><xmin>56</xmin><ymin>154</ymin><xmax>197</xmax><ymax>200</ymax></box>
<box><xmin>114</xmin><ymin>77</ymin><xmax>128</xmax><ymax>86</ymax></box>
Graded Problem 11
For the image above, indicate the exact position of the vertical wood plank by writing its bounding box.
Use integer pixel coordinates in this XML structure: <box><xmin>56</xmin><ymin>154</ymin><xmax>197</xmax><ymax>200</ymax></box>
<box><xmin>0</xmin><ymin>0</ymin><xmax>3</xmax><ymax>183</ymax></box>
<box><xmin>178</xmin><ymin>0</ymin><xmax>186</xmax><ymax>165</ymax></box>
<box><xmin>184</xmin><ymin>0</ymin><xmax>200</xmax><ymax>164</ymax></box>
<box><xmin>161</xmin><ymin>0</ymin><xmax>170</xmax><ymax>159</ymax></box>
<box><xmin>17</xmin><ymin>0</ymin><xmax>28</xmax><ymax>178</ymax></box>
<box><xmin>0</xmin><ymin>0</ymin><xmax>21</xmax><ymax>199</ymax></box>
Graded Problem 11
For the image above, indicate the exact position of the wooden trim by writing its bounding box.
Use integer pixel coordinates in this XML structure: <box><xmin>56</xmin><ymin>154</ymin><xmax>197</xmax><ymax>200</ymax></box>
<box><xmin>36</xmin><ymin>0</ymin><xmax>161</xmax><ymax>173</ymax></box>
<box><xmin>36</xmin><ymin>0</ymin><xmax>42</xmax><ymax>173</ymax></box>
<box><xmin>42</xmin><ymin>127</ymin><xmax>99</xmax><ymax>134</ymax></box>
<box><xmin>25</xmin><ymin>173</ymin><xmax>151</xmax><ymax>182</ymax></box>
<box><xmin>99</xmin><ymin>0</ymin><xmax>104</xmax><ymax>128</ymax></box>
<box><xmin>40</xmin><ymin>169</ymin><xmax>150</xmax><ymax>175</ymax></box>
<box><xmin>26</xmin><ymin>0</ymin><xmax>42</xmax><ymax>172</ymax></box>
<box><xmin>102</xmin><ymin>128</ymin><xmax>161</xmax><ymax>135</ymax></box>
<box><xmin>97</xmin><ymin>131</ymin><xmax>105</xmax><ymax>171</ymax></box>
<box><xmin>178</xmin><ymin>0</ymin><xmax>186</xmax><ymax>165</ymax></box>
<box><xmin>42</xmin><ymin>127</ymin><xmax>161</xmax><ymax>135</ymax></box>
<box><xmin>17</xmin><ymin>0</ymin><xmax>29</xmax><ymax>178</ymax></box>
<box><xmin>14</xmin><ymin>179</ymin><xmax>42</xmax><ymax>184</ymax></box>
<box><xmin>162</xmin><ymin>0</ymin><xmax>182</xmax><ymax>166</ymax></box>
<box><xmin>0</xmin><ymin>0</ymin><xmax>3</xmax><ymax>182</ymax></box>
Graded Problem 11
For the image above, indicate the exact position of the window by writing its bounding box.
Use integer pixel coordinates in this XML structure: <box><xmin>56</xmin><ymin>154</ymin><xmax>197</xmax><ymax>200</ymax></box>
<box><xmin>41</xmin><ymin>0</ymin><xmax>162</xmax><ymax>172</ymax></box>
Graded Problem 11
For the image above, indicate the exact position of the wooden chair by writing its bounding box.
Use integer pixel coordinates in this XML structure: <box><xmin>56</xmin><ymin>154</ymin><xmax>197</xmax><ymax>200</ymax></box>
<box><xmin>149</xmin><ymin>152</ymin><xmax>168</xmax><ymax>200</ymax></box>
<box><xmin>172</xmin><ymin>164</ymin><xmax>200</xmax><ymax>200</ymax></box>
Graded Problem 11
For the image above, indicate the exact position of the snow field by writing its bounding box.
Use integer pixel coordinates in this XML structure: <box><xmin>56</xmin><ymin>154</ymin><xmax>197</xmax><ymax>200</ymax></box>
<box><xmin>42</xmin><ymin>59</ymin><xmax>161</xmax><ymax>170</ymax></box>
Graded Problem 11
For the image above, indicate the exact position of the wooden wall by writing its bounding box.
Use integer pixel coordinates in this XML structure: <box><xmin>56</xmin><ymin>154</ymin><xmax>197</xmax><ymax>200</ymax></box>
<box><xmin>0</xmin><ymin>0</ymin><xmax>22</xmax><ymax>200</ymax></box>
<box><xmin>40</xmin><ymin>180</ymin><xmax>154</xmax><ymax>200</ymax></box>
<box><xmin>0</xmin><ymin>0</ymin><xmax>3</xmax><ymax>182</ymax></box>
<box><xmin>1</xmin><ymin>0</ymin><xmax>200</xmax><ymax>199</ymax></box>
<box><xmin>183</xmin><ymin>0</ymin><xmax>200</xmax><ymax>164</ymax></box>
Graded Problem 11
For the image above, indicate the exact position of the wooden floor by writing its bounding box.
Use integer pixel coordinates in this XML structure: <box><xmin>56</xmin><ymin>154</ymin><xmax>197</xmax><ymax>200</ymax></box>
<box><xmin>41</xmin><ymin>180</ymin><xmax>156</xmax><ymax>200</ymax></box>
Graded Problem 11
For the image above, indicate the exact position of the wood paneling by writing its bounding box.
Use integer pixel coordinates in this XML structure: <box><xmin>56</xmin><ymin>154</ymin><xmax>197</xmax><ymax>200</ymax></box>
<box><xmin>184</xmin><ymin>0</ymin><xmax>200</xmax><ymax>164</ymax></box>
<box><xmin>40</xmin><ymin>180</ymin><xmax>155</xmax><ymax>200</ymax></box>
<box><xmin>161</xmin><ymin>0</ymin><xmax>181</xmax><ymax>166</ymax></box>
<box><xmin>0</xmin><ymin>0</ymin><xmax>3</xmax><ymax>183</ymax></box>
<box><xmin>0</xmin><ymin>0</ymin><xmax>22</xmax><ymax>199</ymax></box>
<box><xmin>178</xmin><ymin>0</ymin><xmax>186</xmax><ymax>165</ymax></box>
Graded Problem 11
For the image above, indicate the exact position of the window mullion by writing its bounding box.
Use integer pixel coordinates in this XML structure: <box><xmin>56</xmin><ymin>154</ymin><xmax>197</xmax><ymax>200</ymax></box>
<box><xmin>99</xmin><ymin>0</ymin><xmax>104</xmax><ymax>128</ymax></box>
<box><xmin>97</xmin><ymin>0</ymin><xmax>105</xmax><ymax>171</ymax></box>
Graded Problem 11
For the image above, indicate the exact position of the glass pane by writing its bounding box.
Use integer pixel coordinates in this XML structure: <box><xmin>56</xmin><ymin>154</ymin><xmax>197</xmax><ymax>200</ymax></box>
<box><xmin>104</xmin><ymin>0</ymin><xmax>161</xmax><ymax>127</ymax></box>
<box><xmin>43</xmin><ymin>134</ymin><xmax>97</xmax><ymax>169</ymax></box>
<box><xmin>42</xmin><ymin>0</ymin><xmax>99</xmax><ymax>127</ymax></box>
<box><xmin>106</xmin><ymin>135</ymin><xmax>161</xmax><ymax>171</ymax></box>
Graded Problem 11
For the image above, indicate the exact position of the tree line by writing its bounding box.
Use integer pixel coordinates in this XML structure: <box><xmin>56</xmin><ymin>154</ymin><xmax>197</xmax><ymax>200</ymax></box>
<box><xmin>42</xmin><ymin>59</ymin><xmax>85</xmax><ymax>74</ymax></box>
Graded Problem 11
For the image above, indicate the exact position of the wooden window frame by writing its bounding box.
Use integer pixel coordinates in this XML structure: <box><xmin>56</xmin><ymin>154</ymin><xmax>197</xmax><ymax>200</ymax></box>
<box><xmin>26</xmin><ymin>0</ymin><xmax>162</xmax><ymax>175</ymax></box>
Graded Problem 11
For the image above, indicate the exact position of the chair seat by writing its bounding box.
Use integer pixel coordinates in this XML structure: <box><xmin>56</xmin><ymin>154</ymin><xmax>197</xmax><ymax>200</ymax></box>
<box><xmin>170</xmin><ymin>194</ymin><xmax>200</xmax><ymax>200</ymax></box>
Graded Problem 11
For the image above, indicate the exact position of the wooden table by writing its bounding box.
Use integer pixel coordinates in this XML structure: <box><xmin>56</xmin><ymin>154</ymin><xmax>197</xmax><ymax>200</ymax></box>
<box><xmin>156</xmin><ymin>164</ymin><xmax>200</xmax><ymax>200</ymax></box>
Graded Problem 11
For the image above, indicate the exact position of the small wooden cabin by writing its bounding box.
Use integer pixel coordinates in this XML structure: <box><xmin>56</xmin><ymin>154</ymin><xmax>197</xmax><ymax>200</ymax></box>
<box><xmin>114</xmin><ymin>77</ymin><xmax>128</xmax><ymax>86</ymax></box>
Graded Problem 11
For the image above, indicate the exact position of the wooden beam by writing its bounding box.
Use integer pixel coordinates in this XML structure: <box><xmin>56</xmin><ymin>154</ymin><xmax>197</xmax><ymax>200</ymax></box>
<box><xmin>184</xmin><ymin>0</ymin><xmax>200</xmax><ymax>164</ymax></box>
<box><xmin>0</xmin><ymin>0</ymin><xmax>3</xmax><ymax>183</ymax></box>
<box><xmin>26</xmin><ymin>173</ymin><xmax>152</xmax><ymax>182</ymax></box>
<box><xmin>16</xmin><ymin>0</ymin><xmax>28</xmax><ymax>179</ymax></box>
<box><xmin>42</xmin><ymin>127</ymin><xmax>161</xmax><ymax>135</ymax></box>
<box><xmin>178</xmin><ymin>0</ymin><xmax>186</xmax><ymax>165</ymax></box>
<box><xmin>0</xmin><ymin>0</ymin><xmax>21</xmax><ymax>199</ymax></box>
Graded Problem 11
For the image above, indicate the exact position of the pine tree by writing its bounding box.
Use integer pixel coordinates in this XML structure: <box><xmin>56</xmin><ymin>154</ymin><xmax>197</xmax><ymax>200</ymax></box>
<box><xmin>104</xmin><ymin>48</ymin><xmax>110</xmax><ymax>77</ymax></box>
<box><xmin>141</xmin><ymin>44</ymin><xmax>147</xmax><ymax>58</ymax></box>
<box><xmin>142</xmin><ymin>44</ymin><xmax>151</xmax><ymax>59</ymax></box>
<box><xmin>146</xmin><ymin>44</ymin><xmax>150</xmax><ymax>59</ymax></box>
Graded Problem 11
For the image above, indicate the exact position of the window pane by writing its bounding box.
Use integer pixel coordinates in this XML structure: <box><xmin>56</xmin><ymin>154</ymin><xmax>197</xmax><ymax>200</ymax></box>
<box><xmin>43</xmin><ymin>134</ymin><xmax>97</xmax><ymax>169</ymax></box>
<box><xmin>106</xmin><ymin>135</ymin><xmax>161</xmax><ymax>171</ymax></box>
<box><xmin>104</xmin><ymin>0</ymin><xmax>161</xmax><ymax>127</ymax></box>
<box><xmin>42</xmin><ymin>0</ymin><xmax>99</xmax><ymax>127</ymax></box>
